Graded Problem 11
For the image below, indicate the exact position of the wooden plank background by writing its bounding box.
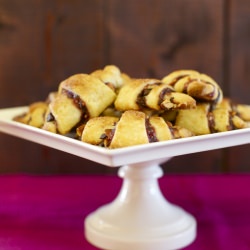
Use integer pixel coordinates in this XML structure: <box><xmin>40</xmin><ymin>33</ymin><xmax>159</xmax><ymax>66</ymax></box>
<box><xmin>0</xmin><ymin>0</ymin><xmax>249</xmax><ymax>174</ymax></box>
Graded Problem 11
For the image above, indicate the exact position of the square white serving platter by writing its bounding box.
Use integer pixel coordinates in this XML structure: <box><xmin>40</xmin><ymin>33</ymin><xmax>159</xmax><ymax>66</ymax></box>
<box><xmin>0</xmin><ymin>106</ymin><xmax>249</xmax><ymax>167</ymax></box>
<box><xmin>1</xmin><ymin>106</ymin><xmax>250</xmax><ymax>250</ymax></box>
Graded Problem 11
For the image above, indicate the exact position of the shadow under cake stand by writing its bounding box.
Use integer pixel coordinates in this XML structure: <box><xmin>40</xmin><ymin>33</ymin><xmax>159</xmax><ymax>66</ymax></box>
<box><xmin>0</xmin><ymin>107</ymin><xmax>250</xmax><ymax>250</ymax></box>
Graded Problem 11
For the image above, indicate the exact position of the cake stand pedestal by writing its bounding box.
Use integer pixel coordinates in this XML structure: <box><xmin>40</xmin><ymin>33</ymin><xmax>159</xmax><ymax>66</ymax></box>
<box><xmin>85</xmin><ymin>158</ymin><xmax>196</xmax><ymax>250</ymax></box>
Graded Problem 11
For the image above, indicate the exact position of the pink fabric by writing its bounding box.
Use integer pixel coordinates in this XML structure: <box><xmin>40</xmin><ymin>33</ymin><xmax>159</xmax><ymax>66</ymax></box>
<box><xmin>0</xmin><ymin>174</ymin><xmax>249</xmax><ymax>250</ymax></box>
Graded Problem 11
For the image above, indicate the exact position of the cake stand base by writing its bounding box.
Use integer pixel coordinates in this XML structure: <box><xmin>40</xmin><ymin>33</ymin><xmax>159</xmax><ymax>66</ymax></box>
<box><xmin>85</xmin><ymin>158</ymin><xmax>196</xmax><ymax>250</ymax></box>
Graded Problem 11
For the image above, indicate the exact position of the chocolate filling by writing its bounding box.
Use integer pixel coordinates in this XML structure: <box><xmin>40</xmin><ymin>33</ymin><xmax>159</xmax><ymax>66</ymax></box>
<box><xmin>105</xmin><ymin>82</ymin><xmax>115</xmax><ymax>91</ymax></box>
<box><xmin>145</xmin><ymin>118</ymin><xmax>158</xmax><ymax>143</ymax></box>
<box><xmin>46</xmin><ymin>112</ymin><xmax>55</xmax><ymax>122</ymax></box>
<box><xmin>170</xmin><ymin>75</ymin><xmax>188</xmax><ymax>87</ymax></box>
<box><xmin>62</xmin><ymin>89</ymin><xmax>89</xmax><ymax>121</ymax></box>
<box><xmin>136</xmin><ymin>83</ymin><xmax>161</xmax><ymax>108</ymax></box>
<box><xmin>207</xmin><ymin>110</ymin><xmax>234</xmax><ymax>133</ymax></box>
<box><xmin>169</xmin><ymin>127</ymin><xmax>179</xmax><ymax>139</ymax></box>
<box><xmin>179</xmin><ymin>78</ymin><xmax>203</xmax><ymax>95</ymax></box>
<box><xmin>158</xmin><ymin>87</ymin><xmax>174</xmax><ymax>106</ymax></box>
<box><xmin>182</xmin><ymin>78</ymin><xmax>219</xmax><ymax>102</ymax></box>
<box><xmin>213</xmin><ymin>87</ymin><xmax>222</xmax><ymax>104</ymax></box>
<box><xmin>203</xmin><ymin>81</ymin><xmax>217</xmax><ymax>100</ymax></box>
<box><xmin>228</xmin><ymin>111</ymin><xmax>235</xmax><ymax>130</ymax></box>
<box><xmin>99</xmin><ymin>128</ymin><xmax>116</xmax><ymax>147</ymax></box>
<box><xmin>99</xmin><ymin>122</ymin><xmax>117</xmax><ymax>147</ymax></box>
<box><xmin>207</xmin><ymin>112</ymin><xmax>216</xmax><ymax>133</ymax></box>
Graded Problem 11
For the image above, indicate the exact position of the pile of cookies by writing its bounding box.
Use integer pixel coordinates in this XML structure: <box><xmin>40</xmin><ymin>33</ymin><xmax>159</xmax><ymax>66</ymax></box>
<box><xmin>14</xmin><ymin>65</ymin><xmax>250</xmax><ymax>148</ymax></box>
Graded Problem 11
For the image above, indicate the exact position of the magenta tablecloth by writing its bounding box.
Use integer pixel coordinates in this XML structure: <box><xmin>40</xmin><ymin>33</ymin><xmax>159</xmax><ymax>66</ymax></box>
<box><xmin>0</xmin><ymin>174</ymin><xmax>250</xmax><ymax>250</ymax></box>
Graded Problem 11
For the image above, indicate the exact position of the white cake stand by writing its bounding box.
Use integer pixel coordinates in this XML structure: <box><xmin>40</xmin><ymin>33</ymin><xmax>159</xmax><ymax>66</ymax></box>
<box><xmin>1</xmin><ymin>107</ymin><xmax>250</xmax><ymax>250</ymax></box>
<box><xmin>85</xmin><ymin>158</ymin><xmax>196</xmax><ymax>250</ymax></box>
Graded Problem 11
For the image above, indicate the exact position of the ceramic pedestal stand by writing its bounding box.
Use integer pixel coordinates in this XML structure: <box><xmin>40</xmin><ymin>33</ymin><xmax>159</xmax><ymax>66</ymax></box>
<box><xmin>85</xmin><ymin>158</ymin><xmax>196</xmax><ymax>250</ymax></box>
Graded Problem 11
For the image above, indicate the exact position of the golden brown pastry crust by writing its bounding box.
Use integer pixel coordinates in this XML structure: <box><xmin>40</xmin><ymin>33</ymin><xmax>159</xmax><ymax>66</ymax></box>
<box><xmin>175</xmin><ymin>100</ymin><xmax>247</xmax><ymax>135</ymax></box>
<box><xmin>81</xmin><ymin>116</ymin><xmax>119</xmax><ymax>145</ymax></box>
<box><xmin>115</xmin><ymin>78</ymin><xmax>196</xmax><ymax>112</ymax></box>
<box><xmin>235</xmin><ymin>104</ymin><xmax>250</xmax><ymax>122</ymax></box>
<box><xmin>60</xmin><ymin>74</ymin><xmax>116</xmax><ymax>118</ymax></box>
<box><xmin>48</xmin><ymin>93</ymin><xmax>82</xmax><ymax>135</ymax></box>
<box><xmin>109</xmin><ymin>110</ymin><xmax>149</xmax><ymax>148</ymax></box>
<box><xmin>115</xmin><ymin>79</ymin><xmax>157</xmax><ymax>111</ymax></box>
<box><xmin>81</xmin><ymin>110</ymin><xmax>194</xmax><ymax>148</ymax></box>
<box><xmin>90</xmin><ymin>65</ymin><xmax>125</xmax><ymax>91</ymax></box>
<box><xmin>43</xmin><ymin>73</ymin><xmax>117</xmax><ymax>135</ymax></box>
<box><xmin>145</xmin><ymin>84</ymin><xmax>196</xmax><ymax>110</ymax></box>
<box><xmin>212</xmin><ymin>99</ymin><xmax>247</xmax><ymax>131</ymax></box>
<box><xmin>162</xmin><ymin>70</ymin><xmax>223</xmax><ymax>103</ymax></box>
<box><xmin>14</xmin><ymin>102</ymin><xmax>48</xmax><ymax>128</ymax></box>
<box><xmin>149</xmin><ymin>116</ymin><xmax>173</xmax><ymax>141</ymax></box>
<box><xmin>175</xmin><ymin>103</ymin><xmax>211</xmax><ymax>135</ymax></box>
